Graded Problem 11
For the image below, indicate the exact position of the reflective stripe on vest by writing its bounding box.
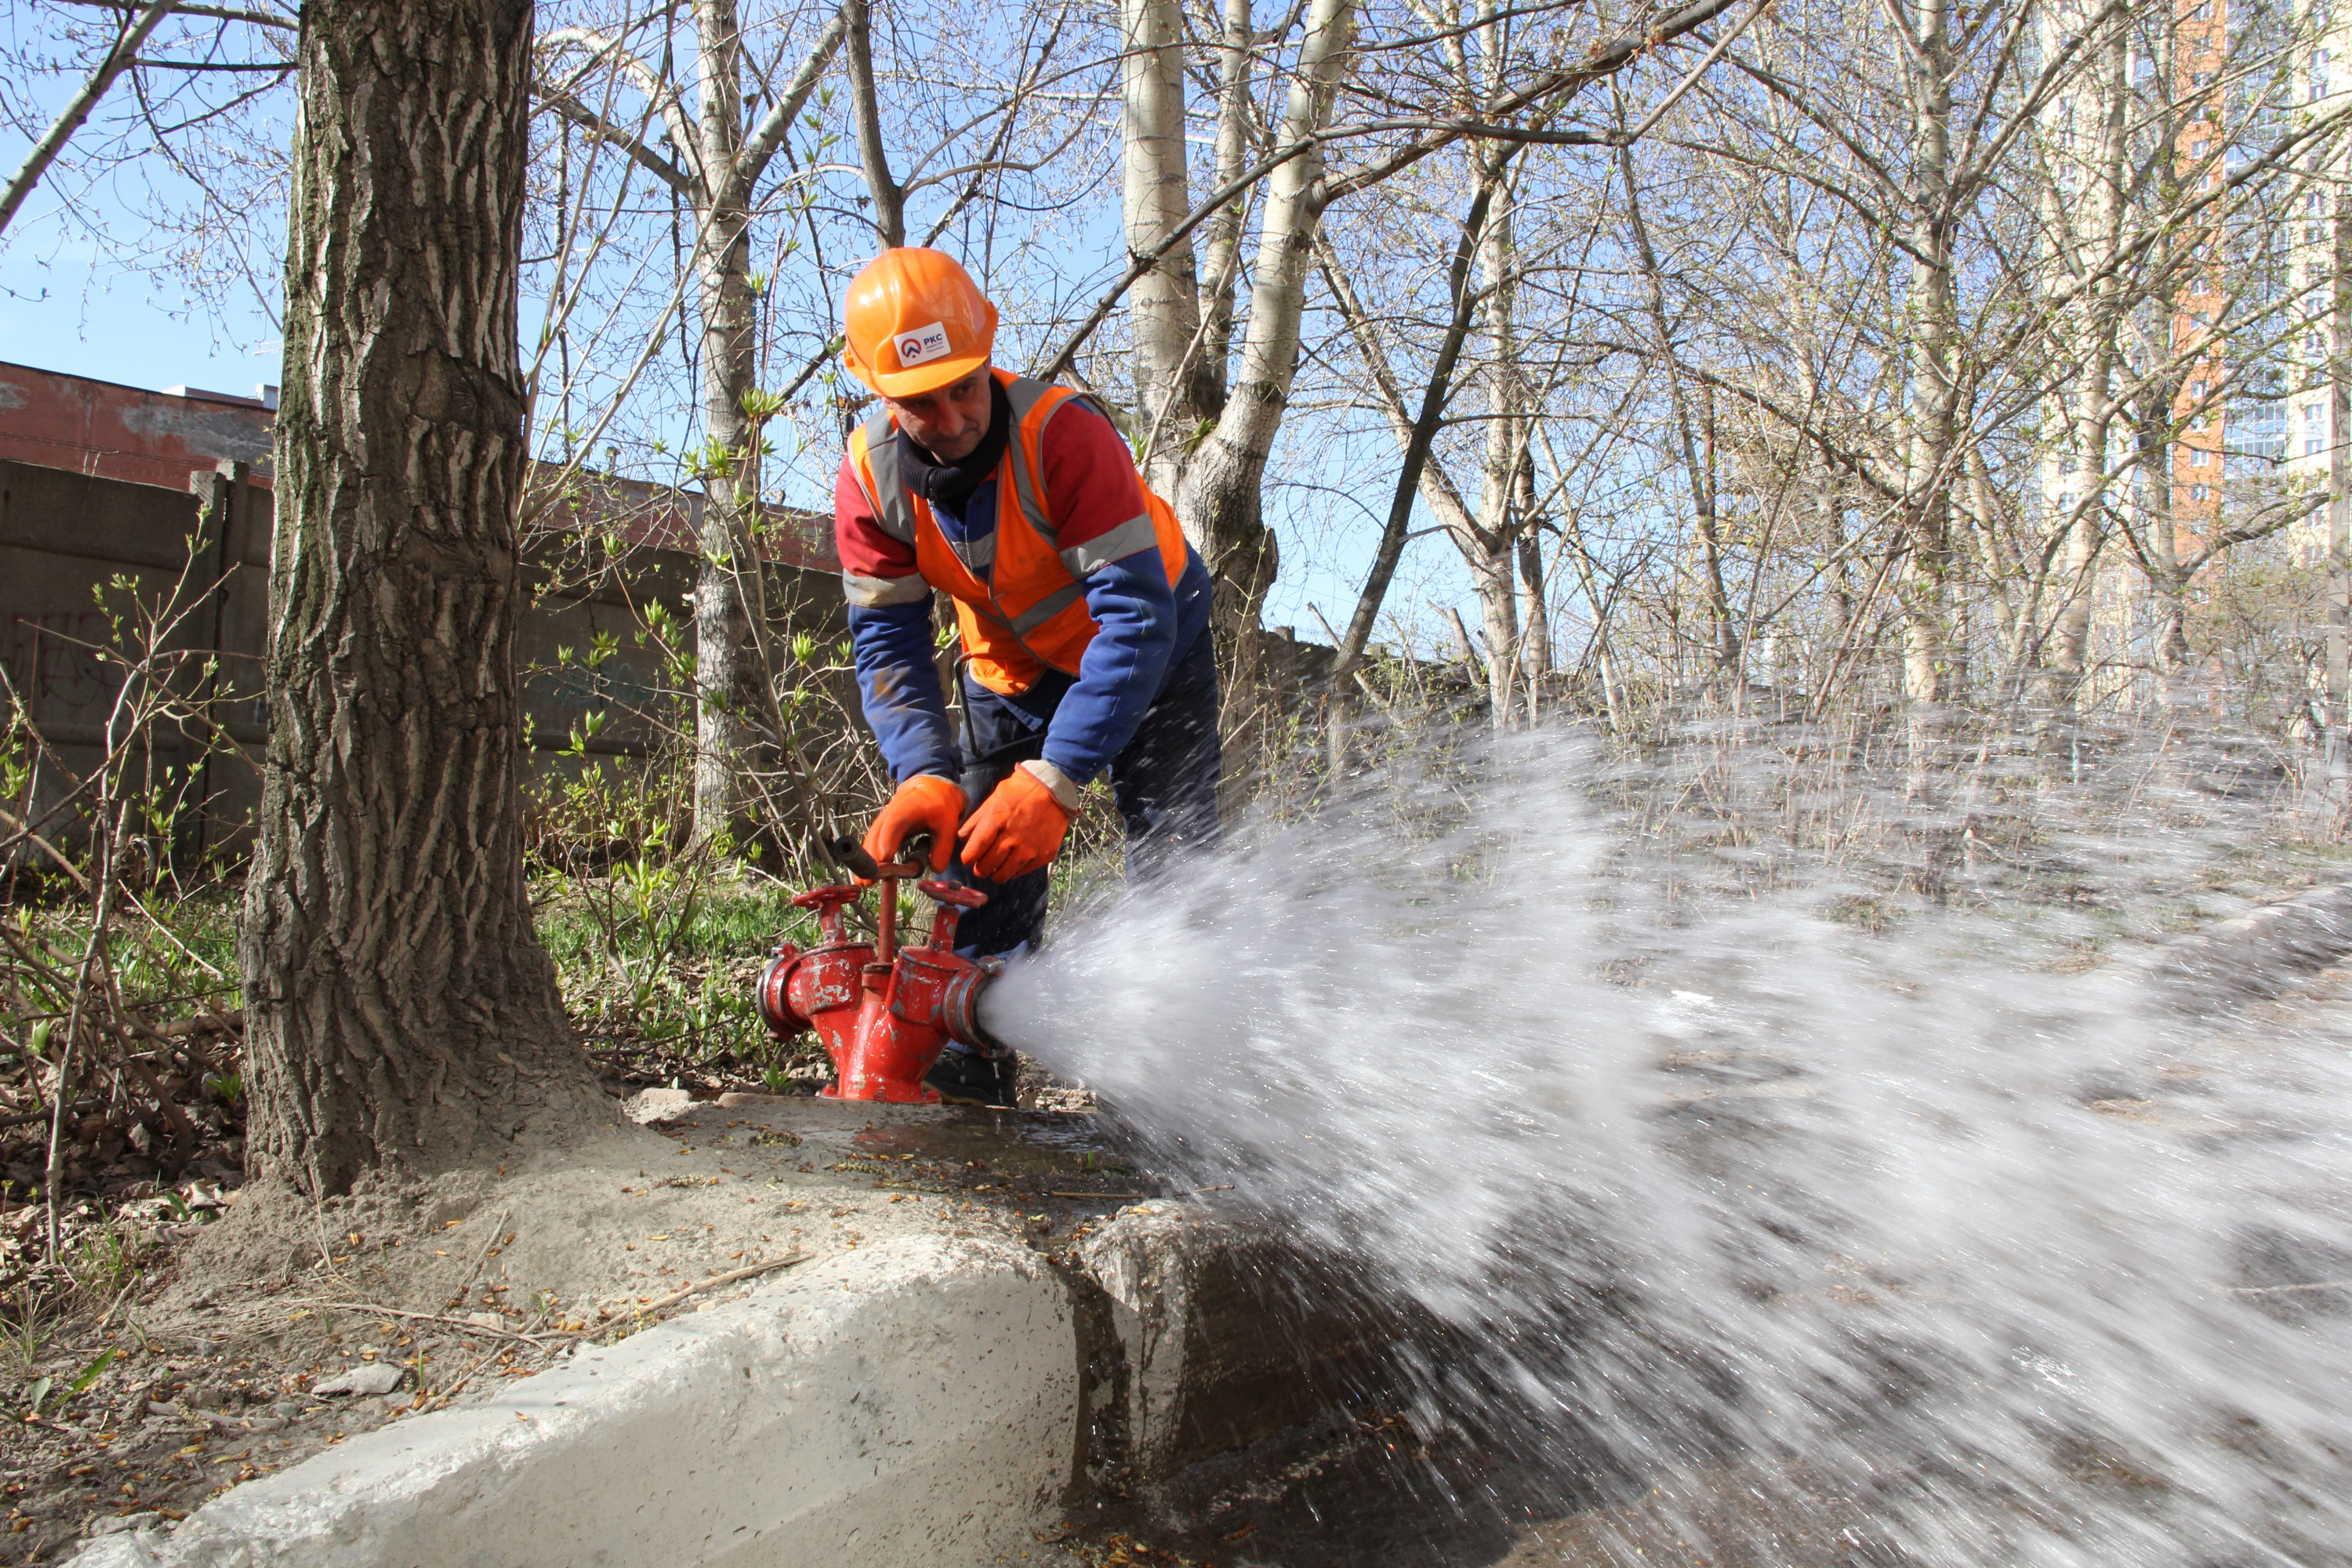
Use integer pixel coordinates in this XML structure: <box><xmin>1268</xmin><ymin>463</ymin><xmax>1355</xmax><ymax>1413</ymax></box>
<box><xmin>858</xmin><ymin>412</ymin><xmax>920</xmax><ymax>546</ymax></box>
<box><xmin>858</xmin><ymin>384</ymin><xmax>1076</xmax><ymax>636</ymax></box>
<box><xmin>846</xmin><ymin>373</ymin><xmax>1186</xmax><ymax>693</ymax></box>
<box><xmin>843</xmin><ymin>569</ymin><xmax>928</xmax><ymax>608</ymax></box>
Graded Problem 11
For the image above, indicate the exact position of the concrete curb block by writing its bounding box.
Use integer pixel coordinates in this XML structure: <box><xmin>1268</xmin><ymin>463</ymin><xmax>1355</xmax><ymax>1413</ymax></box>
<box><xmin>72</xmin><ymin>1232</ymin><xmax>1074</xmax><ymax>1568</ymax></box>
<box><xmin>2148</xmin><ymin>880</ymin><xmax>2352</xmax><ymax>1011</ymax></box>
<box><xmin>1071</xmin><ymin>1207</ymin><xmax>1385</xmax><ymax>1487</ymax></box>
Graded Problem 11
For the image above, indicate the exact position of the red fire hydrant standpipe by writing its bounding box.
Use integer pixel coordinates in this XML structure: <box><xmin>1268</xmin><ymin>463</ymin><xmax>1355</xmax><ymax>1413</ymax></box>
<box><xmin>753</xmin><ymin>860</ymin><xmax>1005</xmax><ymax>1104</ymax></box>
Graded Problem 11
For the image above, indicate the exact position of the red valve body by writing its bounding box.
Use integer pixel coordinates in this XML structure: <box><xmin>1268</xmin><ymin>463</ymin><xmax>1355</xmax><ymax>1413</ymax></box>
<box><xmin>753</xmin><ymin>877</ymin><xmax>1002</xmax><ymax>1103</ymax></box>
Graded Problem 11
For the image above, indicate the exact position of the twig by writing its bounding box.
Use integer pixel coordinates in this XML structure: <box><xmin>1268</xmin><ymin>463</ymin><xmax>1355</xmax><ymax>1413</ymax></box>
<box><xmin>278</xmin><ymin>1298</ymin><xmax>557</xmax><ymax>1346</ymax></box>
<box><xmin>412</xmin><ymin>1341</ymin><xmax>506</xmax><ymax>1415</ymax></box>
<box><xmin>96</xmin><ymin>1276</ymin><xmax>141</xmax><ymax>1332</ymax></box>
<box><xmin>0</xmin><ymin>1099</ymin><xmax>100</xmax><ymax>1131</ymax></box>
<box><xmin>631</xmin><ymin>1250</ymin><xmax>811</xmax><ymax>1316</ymax></box>
<box><xmin>452</xmin><ymin>1207</ymin><xmax>513</xmax><ymax>1303</ymax></box>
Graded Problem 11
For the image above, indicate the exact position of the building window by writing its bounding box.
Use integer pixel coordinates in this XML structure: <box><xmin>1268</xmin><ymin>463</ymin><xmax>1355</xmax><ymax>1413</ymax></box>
<box><xmin>2311</xmin><ymin>332</ymin><xmax>2327</xmax><ymax>356</ymax></box>
<box><xmin>2310</xmin><ymin>437</ymin><xmax>2325</xmax><ymax>455</ymax></box>
<box><xmin>2310</xmin><ymin>191</ymin><xmax>2328</xmax><ymax>215</ymax></box>
<box><xmin>2190</xmin><ymin>379</ymin><xmax>2208</xmax><ymax>398</ymax></box>
<box><xmin>2192</xmin><ymin>138</ymin><xmax>2209</xmax><ymax>157</ymax></box>
<box><xmin>2193</xmin><ymin>484</ymin><xmax>2211</xmax><ymax>500</ymax></box>
<box><xmin>2193</xmin><ymin>448</ymin><xmax>2211</xmax><ymax>466</ymax></box>
<box><xmin>2314</xmin><ymin>51</ymin><xmax>2331</xmax><ymax>100</ymax></box>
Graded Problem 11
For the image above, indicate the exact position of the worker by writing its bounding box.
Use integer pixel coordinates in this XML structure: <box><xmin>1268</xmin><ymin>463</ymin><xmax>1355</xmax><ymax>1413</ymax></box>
<box><xmin>833</xmin><ymin>247</ymin><xmax>1220</xmax><ymax>1106</ymax></box>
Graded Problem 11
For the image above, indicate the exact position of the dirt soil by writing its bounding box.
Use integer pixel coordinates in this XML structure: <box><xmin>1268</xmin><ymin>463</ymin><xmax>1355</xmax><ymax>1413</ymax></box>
<box><xmin>0</xmin><ymin>1073</ymin><xmax>1156</xmax><ymax>1565</ymax></box>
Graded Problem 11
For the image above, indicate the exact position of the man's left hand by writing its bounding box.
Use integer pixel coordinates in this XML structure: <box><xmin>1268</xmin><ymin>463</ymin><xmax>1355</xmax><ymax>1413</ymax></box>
<box><xmin>959</xmin><ymin>761</ymin><xmax>1079</xmax><ymax>882</ymax></box>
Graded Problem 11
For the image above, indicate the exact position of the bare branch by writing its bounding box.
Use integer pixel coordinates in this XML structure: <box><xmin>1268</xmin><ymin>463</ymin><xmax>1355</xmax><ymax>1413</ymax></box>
<box><xmin>1</xmin><ymin>0</ymin><xmax>176</xmax><ymax>241</ymax></box>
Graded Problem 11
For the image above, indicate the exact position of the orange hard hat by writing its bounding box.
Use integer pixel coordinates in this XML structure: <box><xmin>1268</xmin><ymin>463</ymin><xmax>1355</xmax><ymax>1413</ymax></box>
<box><xmin>842</xmin><ymin>248</ymin><xmax>998</xmax><ymax>397</ymax></box>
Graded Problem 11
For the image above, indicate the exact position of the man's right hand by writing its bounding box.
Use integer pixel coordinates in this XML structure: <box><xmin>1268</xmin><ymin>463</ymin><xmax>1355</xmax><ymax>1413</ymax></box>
<box><xmin>862</xmin><ymin>774</ymin><xmax>964</xmax><ymax>873</ymax></box>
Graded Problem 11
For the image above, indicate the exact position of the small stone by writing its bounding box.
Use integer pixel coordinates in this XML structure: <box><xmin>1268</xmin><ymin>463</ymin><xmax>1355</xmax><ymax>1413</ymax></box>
<box><xmin>310</xmin><ymin>1363</ymin><xmax>404</xmax><ymax>1398</ymax></box>
<box><xmin>623</xmin><ymin>1089</ymin><xmax>696</xmax><ymax>1126</ymax></box>
<box><xmin>92</xmin><ymin>1512</ymin><xmax>160</xmax><ymax>1537</ymax></box>
<box><xmin>464</xmin><ymin>1311</ymin><xmax>506</xmax><ymax>1332</ymax></box>
<box><xmin>270</xmin><ymin>1400</ymin><xmax>302</xmax><ymax>1418</ymax></box>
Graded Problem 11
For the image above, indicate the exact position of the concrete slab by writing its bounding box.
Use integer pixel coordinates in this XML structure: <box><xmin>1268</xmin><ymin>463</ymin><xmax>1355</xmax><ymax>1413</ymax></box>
<box><xmin>1069</xmin><ymin>1205</ymin><xmax>1392</xmax><ymax>1490</ymax></box>
<box><xmin>73</xmin><ymin>1231</ymin><xmax>1073</xmax><ymax>1568</ymax></box>
<box><xmin>67</xmin><ymin>1095</ymin><xmax>1385</xmax><ymax>1568</ymax></box>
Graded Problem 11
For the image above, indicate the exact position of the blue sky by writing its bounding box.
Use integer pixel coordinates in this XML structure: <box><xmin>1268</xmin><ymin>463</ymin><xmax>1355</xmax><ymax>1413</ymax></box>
<box><xmin>0</xmin><ymin>234</ymin><xmax>281</xmax><ymax>398</ymax></box>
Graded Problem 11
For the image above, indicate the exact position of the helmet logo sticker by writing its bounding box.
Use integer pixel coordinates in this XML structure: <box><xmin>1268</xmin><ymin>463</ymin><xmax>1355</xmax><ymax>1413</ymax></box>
<box><xmin>894</xmin><ymin>321</ymin><xmax>952</xmax><ymax>369</ymax></box>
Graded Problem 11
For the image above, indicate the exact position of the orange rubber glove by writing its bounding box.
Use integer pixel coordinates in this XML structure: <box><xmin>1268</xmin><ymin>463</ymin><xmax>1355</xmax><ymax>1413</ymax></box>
<box><xmin>957</xmin><ymin>762</ymin><xmax>1078</xmax><ymax>883</ymax></box>
<box><xmin>862</xmin><ymin>774</ymin><xmax>964</xmax><ymax>873</ymax></box>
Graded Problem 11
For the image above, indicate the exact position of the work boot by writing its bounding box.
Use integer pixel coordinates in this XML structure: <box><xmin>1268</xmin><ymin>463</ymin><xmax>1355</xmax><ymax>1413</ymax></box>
<box><xmin>925</xmin><ymin>1047</ymin><xmax>1017</xmax><ymax>1108</ymax></box>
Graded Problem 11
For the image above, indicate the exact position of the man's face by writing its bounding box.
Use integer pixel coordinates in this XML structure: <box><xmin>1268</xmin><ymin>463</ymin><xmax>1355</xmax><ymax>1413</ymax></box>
<box><xmin>880</xmin><ymin>367</ymin><xmax>993</xmax><ymax>462</ymax></box>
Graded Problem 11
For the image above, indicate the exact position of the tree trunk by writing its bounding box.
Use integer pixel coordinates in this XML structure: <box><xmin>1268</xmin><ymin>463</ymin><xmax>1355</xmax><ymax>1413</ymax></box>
<box><xmin>2047</xmin><ymin>16</ymin><xmax>2129</xmax><ymax>718</ymax></box>
<box><xmin>1177</xmin><ymin>0</ymin><xmax>1356</xmax><ymax>641</ymax></box>
<box><xmin>1197</xmin><ymin>0</ymin><xmax>1254</xmax><ymax>409</ymax></box>
<box><xmin>691</xmin><ymin>0</ymin><xmax>780</xmax><ymax>851</ymax></box>
<box><xmin>245</xmin><ymin>0</ymin><xmax>599</xmax><ymax>1199</ymax></box>
<box><xmin>1120</xmin><ymin>0</ymin><xmax>1215</xmax><ymax>496</ymax></box>
<box><xmin>1896</xmin><ymin>0</ymin><xmax>1958</xmax><ymax>781</ymax></box>
<box><xmin>2138</xmin><ymin>399</ymin><xmax>2192</xmax><ymax>719</ymax></box>
<box><xmin>1468</xmin><ymin>531</ymin><xmax>1520</xmax><ymax>728</ymax></box>
<box><xmin>1515</xmin><ymin>462</ymin><xmax>1551</xmax><ymax>691</ymax></box>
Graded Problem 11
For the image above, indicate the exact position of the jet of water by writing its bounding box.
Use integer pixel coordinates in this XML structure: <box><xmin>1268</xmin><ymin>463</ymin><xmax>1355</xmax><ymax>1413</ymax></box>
<box><xmin>984</xmin><ymin>725</ymin><xmax>2352</xmax><ymax>1565</ymax></box>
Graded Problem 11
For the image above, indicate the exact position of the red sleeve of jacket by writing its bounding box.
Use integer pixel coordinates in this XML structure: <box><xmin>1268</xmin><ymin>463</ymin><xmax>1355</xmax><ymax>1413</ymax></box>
<box><xmin>834</xmin><ymin>452</ymin><xmax>918</xmax><ymax>582</ymax></box>
<box><xmin>1039</xmin><ymin>401</ymin><xmax>1156</xmax><ymax>560</ymax></box>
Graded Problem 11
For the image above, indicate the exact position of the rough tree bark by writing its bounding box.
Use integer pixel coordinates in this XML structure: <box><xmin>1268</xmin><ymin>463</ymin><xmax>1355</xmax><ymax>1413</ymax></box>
<box><xmin>244</xmin><ymin>0</ymin><xmax>602</xmax><ymax>1198</ymax></box>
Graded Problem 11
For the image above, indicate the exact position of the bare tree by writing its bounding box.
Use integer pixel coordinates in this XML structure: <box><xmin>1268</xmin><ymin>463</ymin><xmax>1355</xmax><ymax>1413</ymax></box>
<box><xmin>534</xmin><ymin>2</ymin><xmax>848</xmax><ymax>851</ymax></box>
<box><xmin>242</xmin><ymin>0</ymin><xmax>602</xmax><ymax>1196</ymax></box>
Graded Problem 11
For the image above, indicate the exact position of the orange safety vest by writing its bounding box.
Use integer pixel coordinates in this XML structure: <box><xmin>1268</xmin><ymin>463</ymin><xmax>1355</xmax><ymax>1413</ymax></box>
<box><xmin>846</xmin><ymin>370</ymin><xmax>1189</xmax><ymax>697</ymax></box>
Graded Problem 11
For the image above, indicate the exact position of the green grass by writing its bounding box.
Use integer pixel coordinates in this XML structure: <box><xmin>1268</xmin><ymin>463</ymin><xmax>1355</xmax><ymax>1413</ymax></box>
<box><xmin>532</xmin><ymin>873</ymin><xmax>820</xmax><ymax>978</ymax></box>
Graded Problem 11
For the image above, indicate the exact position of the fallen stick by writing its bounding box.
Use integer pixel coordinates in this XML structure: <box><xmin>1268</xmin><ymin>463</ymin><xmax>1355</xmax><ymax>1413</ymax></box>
<box><xmin>412</xmin><ymin>1341</ymin><xmax>506</xmax><ymax>1415</ymax></box>
<box><xmin>280</xmin><ymin>1298</ymin><xmax>555</xmax><ymax>1345</ymax></box>
<box><xmin>633</xmin><ymin>1251</ymin><xmax>811</xmax><ymax>1316</ymax></box>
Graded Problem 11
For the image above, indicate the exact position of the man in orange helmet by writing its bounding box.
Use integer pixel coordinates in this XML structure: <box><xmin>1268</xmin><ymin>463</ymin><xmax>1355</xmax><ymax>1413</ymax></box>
<box><xmin>833</xmin><ymin>247</ymin><xmax>1219</xmax><ymax>1105</ymax></box>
